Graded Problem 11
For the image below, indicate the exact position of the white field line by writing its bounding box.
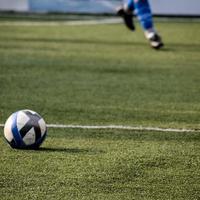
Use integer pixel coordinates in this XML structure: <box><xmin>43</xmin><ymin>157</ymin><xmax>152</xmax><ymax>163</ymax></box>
<box><xmin>0</xmin><ymin>123</ymin><xmax>199</xmax><ymax>133</ymax></box>
<box><xmin>0</xmin><ymin>18</ymin><xmax>122</xmax><ymax>26</ymax></box>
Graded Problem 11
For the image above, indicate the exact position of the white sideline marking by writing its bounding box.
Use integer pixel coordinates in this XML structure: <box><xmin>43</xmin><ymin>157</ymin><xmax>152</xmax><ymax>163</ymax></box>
<box><xmin>0</xmin><ymin>18</ymin><xmax>122</xmax><ymax>26</ymax></box>
<box><xmin>0</xmin><ymin>123</ymin><xmax>198</xmax><ymax>133</ymax></box>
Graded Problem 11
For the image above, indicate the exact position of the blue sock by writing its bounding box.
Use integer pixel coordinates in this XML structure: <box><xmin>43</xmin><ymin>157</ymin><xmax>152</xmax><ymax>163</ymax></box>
<box><xmin>127</xmin><ymin>0</ymin><xmax>135</xmax><ymax>11</ymax></box>
<box><xmin>133</xmin><ymin>0</ymin><xmax>153</xmax><ymax>31</ymax></box>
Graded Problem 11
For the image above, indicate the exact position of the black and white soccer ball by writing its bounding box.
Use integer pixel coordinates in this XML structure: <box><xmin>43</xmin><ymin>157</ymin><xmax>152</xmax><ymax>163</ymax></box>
<box><xmin>4</xmin><ymin>110</ymin><xmax>47</xmax><ymax>149</ymax></box>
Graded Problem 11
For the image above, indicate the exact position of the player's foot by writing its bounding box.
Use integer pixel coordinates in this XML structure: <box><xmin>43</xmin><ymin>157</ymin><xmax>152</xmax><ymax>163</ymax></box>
<box><xmin>146</xmin><ymin>31</ymin><xmax>164</xmax><ymax>49</ymax></box>
<box><xmin>117</xmin><ymin>7</ymin><xmax>135</xmax><ymax>31</ymax></box>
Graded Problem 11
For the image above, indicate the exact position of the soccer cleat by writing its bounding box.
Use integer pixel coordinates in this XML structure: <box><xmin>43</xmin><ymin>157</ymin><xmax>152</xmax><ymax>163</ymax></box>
<box><xmin>117</xmin><ymin>7</ymin><xmax>135</xmax><ymax>31</ymax></box>
<box><xmin>146</xmin><ymin>32</ymin><xmax>164</xmax><ymax>49</ymax></box>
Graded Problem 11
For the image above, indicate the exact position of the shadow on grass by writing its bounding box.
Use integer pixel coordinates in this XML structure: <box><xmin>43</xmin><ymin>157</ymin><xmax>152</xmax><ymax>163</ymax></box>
<box><xmin>37</xmin><ymin>146</ymin><xmax>105</xmax><ymax>154</ymax></box>
<box><xmin>163</xmin><ymin>42</ymin><xmax>200</xmax><ymax>52</ymax></box>
<box><xmin>2</xmin><ymin>35</ymin><xmax>200</xmax><ymax>51</ymax></box>
<box><xmin>3</xmin><ymin>37</ymin><xmax>146</xmax><ymax>47</ymax></box>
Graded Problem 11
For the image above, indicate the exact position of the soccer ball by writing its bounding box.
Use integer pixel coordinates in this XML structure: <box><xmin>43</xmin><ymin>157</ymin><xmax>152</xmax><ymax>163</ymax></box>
<box><xmin>4</xmin><ymin>110</ymin><xmax>47</xmax><ymax>149</ymax></box>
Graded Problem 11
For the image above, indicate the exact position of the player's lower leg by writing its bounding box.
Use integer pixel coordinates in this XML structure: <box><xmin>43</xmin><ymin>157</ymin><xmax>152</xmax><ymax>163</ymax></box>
<box><xmin>117</xmin><ymin>0</ymin><xmax>135</xmax><ymax>31</ymax></box>
<box><xmin>134</xmin><ymin>0</ymin><xmax>163</xmax><ymax>49</ymax></box>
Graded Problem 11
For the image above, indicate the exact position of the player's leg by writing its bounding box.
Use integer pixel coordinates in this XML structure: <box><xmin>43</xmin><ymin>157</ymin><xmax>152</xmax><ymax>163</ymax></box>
<box><xmin>134</xmin><ymin>0</ymin><xmax>163</xmax><ymax>49</ymax></box>
<box><xmin>127</xmin><ymin>0</ymin><xmax>135</xmax><ymax>11</ymax></box>
<box><xmin>117</xmin><ymin>0</ymin><xmax>135</xmax><ymax>31</ymax></box>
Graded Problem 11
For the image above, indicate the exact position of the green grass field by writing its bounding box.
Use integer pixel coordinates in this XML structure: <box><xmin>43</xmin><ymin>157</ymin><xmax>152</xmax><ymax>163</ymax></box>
<box><xmin>0</xmin><ymin>17</ymin><xmax>200</xmax><ymax>199</ymax></box>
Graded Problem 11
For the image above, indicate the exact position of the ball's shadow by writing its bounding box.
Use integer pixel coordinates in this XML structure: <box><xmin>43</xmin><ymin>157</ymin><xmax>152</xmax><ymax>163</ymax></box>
<box><xmin>38</xmin><ymin>147</ymin><xmax>105</xmax><ymax>154</ymax></box>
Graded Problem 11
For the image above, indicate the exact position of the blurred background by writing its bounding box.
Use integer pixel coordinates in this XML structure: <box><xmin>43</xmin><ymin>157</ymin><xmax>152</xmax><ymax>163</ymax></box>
<box><xmin>0</xmin><ymin>0</ymin><xmax>199</xmax><ymax>16</ymax></box>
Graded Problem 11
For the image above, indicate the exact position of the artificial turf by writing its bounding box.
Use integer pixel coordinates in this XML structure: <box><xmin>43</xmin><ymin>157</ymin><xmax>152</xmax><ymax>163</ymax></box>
<box><xmin>0</xmin><ymin>17</ymin><xmax>200</xmax><ymax>199</ymax></box>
